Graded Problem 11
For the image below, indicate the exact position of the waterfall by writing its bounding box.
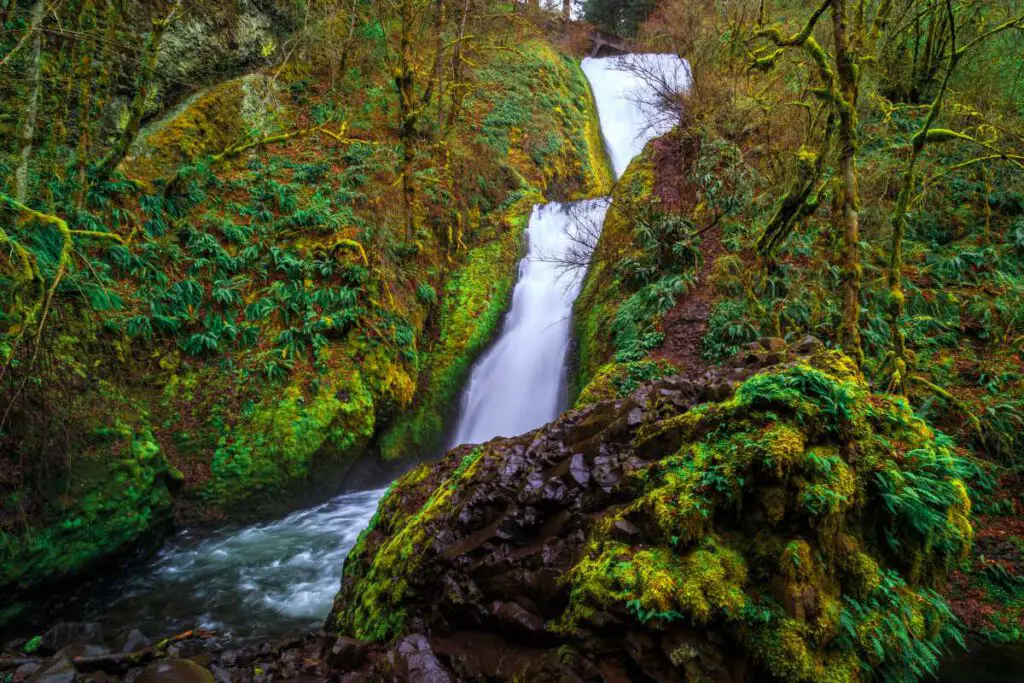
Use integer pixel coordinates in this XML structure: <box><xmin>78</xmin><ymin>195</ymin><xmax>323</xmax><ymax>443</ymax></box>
<box><xmin>81</xmin><ymin>53</ymin><xmax>689</xmax><ymax>640</ymax></box>
<box><xmin>448</xmin><ymin>198</ymin><xmax>609</xmax><ymax>445</ymax></box>
<box><xmin>449</xmin><ymin>53</ymin><xmax>689</xmax><ymax>445</ymax></box>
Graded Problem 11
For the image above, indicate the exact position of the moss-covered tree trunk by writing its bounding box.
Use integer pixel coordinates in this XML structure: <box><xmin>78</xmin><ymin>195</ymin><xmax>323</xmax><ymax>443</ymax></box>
<box><xmin>93</xmin><ymin>0</ymin><xmax>179</xmax><ymax>184</ymax></box>
<box><xmin>831</xmin><ymin>0</ymin><xmax>863</xmax><ymax>367</ymax></box>
<box><xmin>13</xmin><ymin>0</ymin><xmax>45</xmax><ymax>202</ymax></box>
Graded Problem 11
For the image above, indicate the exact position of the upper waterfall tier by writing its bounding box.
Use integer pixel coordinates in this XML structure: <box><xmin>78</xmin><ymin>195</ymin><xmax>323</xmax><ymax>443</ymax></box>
<box><xmin>582</xmin><ymin>54</ymin><xmax>691</xmax><ymax>179</ymax></box>
<box><xmin>448</xmin><ymin>53</ymin><xmax>690</xmax><ymax>446</ymax></box>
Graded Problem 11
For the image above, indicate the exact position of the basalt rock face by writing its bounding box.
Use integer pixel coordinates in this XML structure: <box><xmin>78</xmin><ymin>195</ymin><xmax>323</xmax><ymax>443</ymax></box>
<box><xmin>328</xmin><ymin>340</ymin><xmax>973</xmax><ymax>682</ymax></box>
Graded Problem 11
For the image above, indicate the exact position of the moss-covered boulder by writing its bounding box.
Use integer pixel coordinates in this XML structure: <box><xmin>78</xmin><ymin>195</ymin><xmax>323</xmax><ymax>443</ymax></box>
<box><xmin>329</xmin><ymin>341</ymin><xmax>971</xmax><ymax>682</ymax></box>
<box><xmin>0</xmin><ymin>422</ymin><xmax>174</xmax><ymax>619</ymax></box>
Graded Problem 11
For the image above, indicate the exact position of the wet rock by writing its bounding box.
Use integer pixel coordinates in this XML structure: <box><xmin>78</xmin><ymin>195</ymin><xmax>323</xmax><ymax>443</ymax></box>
<box><xmin>329</xmin><ymin>341</ymin><xmax>970</xmax><ymax>682</ymax></box>
<box><xmin>13</xmin><ymin>662</ymin><xmax>39</xmax><ymax>683</ymax></box>
<box><xmin>41</xmin><ymin>624</ymin><xmax>105</xmax><ymax>654</ymax></box>
<box><xmin>759</xmin><ymin>337</ymin><xmax>786</xmax><ymax>352</ymax></box>
<box><xmin>388</xmin><ymin>635</ymin><xmax>453</xmax><ymax>683</ymax></box>
<box><xmin>323</xmin><ymin>637</ymin><xmax>368</xmax><ymax>671</ymax></box>
<box><xmin>25</xmin><ymin>655</ymin><xmax>77</xmax><ymax>683</ymax></box>
<box><xmin>206</xmin><ymin>665</ymin><xmax>231</xmax><ymax>683</ymax></box>
<box><xmin>568</xmin><ymin>453</ymin><xmax>590</xmax><ymax>487</ymax></box>
<box><xmin>121</xmin><ymin>631</ymin><xmax>151</xmax><ymax>654</ymax></box>
<box><xmin>135</xmin><ymin>660</ymin><xmax>214</xmax><ymax>683</ymax></box>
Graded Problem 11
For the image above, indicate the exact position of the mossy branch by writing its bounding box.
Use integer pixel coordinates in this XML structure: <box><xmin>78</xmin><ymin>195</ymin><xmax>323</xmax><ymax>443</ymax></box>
<box><xmin>0</xmin><ymin>193</ymin><xmax>122</xmax><ymax>349</ymax></box>
<box><xmin>757</xmin><ymin>117</ymin><xmax>835</xmax><ymax>257</ymax></box>
<box><xmin>756</xmin><ymin>0</ymin><xmax>833</xmax><ymax>47</ymax></box>
<box><xmin>330</xmin><ymin>237</ymin><xmax>369</xmax><ymax>267</ymax></box>
<box><xmin>914</xmin><ymin>153</ymin><xmax>1024</xmax><ymax>204</ymax></box>
<box><xmin>209</xmin><ymin>123</ymin><xmax>357</xmax><ymax>164</ymax></box>
<box><xmin>910</xmin><ymin>375</ymin><xmax>985</xmax><ymax>446</ymax></box>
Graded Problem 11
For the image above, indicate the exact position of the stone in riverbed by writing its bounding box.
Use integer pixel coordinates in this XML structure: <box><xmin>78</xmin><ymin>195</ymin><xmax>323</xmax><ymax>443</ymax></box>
<box><xmin>13</xmin><ymin>662</ymin><xmax>39</xmax><ymax>683</ymax></box>
<box><xmin>135</xmin><ymin>660</ymin><xmax>214</xmax><ymax>683</ymax></box>
<box><xmin>387</xmin><ymin>635</ymin><xmax>453</xmax><ymax>683</ymax></box>
<box><xmin>121</xmin><ymin>630</ymin><xmax>151</xmax><ymax>653</ymax></box>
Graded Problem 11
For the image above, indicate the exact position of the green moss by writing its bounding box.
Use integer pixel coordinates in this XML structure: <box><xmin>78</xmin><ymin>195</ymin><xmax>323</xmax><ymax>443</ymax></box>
<box><xmin>336</xmin><ymin>445</ymin><xmax>488</xmax><ymax>641</ymax></box>
<box><xmin>0</xmin><ymin>423</ymin><xmax>173</xmax><ymax>595</ymax></box>
<box><xmin>560</xmin><ymin>535</ymin><xmax>749</xmax><ymax>628</ymax></box>
<box><xmin>563</xmin><ymin>353</ymin><xmax>971</xmax><ymax>682</ymax></box>
<box><xmin>203</xmin><ymin>368</ymin><xmax>374</xmax><ymax>501</ymax></box>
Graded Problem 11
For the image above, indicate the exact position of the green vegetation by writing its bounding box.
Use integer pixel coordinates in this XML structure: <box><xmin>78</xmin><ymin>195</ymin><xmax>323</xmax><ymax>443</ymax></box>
<box><xmin>0</xmin><ymin>1</ymin><xmax>610</xmax><ymax>602</ymax></box>
<box><xmin>572</xmin><ymin>0</ymin><xmax>1024</xmax><ymax>660</ymax></box>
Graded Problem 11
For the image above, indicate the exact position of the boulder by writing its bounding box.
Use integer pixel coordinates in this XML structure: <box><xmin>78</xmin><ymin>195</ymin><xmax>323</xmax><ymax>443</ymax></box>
<box><xmin>330</xmin><ymin>344</ymin><xmax>972</xmax><ymax>682</ymax></box>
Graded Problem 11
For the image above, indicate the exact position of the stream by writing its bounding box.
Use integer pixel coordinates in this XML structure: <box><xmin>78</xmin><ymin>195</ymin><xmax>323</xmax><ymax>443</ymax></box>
<box><xmin>77</xmin><ymin>54</ymin><xmax>685</xmax><ymax>641</ymax></box>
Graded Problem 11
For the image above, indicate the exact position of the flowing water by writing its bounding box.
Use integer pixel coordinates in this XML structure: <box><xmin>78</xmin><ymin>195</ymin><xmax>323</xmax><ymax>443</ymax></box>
<box><xmin>449</xmin><ymin>198</ymin><xmax>610</xmax><ymax>445</ymax></box>
<box><xmin>451</xmin><ymin>53</ymin><xmax>690</xmax><ymax>444</ymax></box>
<box><xmin>78</xmin><ymin>53</ymin><xmax>690</xmax><ymax>642</ymax></box>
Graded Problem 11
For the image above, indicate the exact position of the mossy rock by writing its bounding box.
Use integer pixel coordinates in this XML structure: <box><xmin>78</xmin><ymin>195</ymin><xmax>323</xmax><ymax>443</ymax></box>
<box><xmin>331</xmin><ymin>345</ymin><xmax>971</xmax><ymax>682</ymax></box>
<box><xmin>128</xmin><ymin>73</ymin><xmax>281</xmax><ymax>181</ymax></box>
<box><xmin>0</xmin><ymin>423</ymin><xmax>174</xmax><ymax>600</ymax></box>
<box><xmin>575</xmin><ymin>359</ymin><xmax>679</xmax><ymax>406</ymax></box>
<box><xmin>202</xmin><ymin>366</ymin><xmax>375</xmax><ymax>503</ymax></box>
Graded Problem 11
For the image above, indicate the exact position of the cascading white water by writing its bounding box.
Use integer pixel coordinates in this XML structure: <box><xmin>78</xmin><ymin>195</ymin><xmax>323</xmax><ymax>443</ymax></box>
<box><xmin>582</xmin><ymin>54</ymin><xmax>691</xmax><ymax>177</ymax></box>
<box><xmin>81</xmin><ymin>53</ymin><xmax>688</xmax><ymax>641</ymax></box>
<box><xmin>449</xmin><ymin>198</ymin><xmax>609</xmax><ymax>445</ymax></box>
<box><xmin>450</xmin><ymin>53</ymin><xmax>689</xmax><ymax>445</ymax></box>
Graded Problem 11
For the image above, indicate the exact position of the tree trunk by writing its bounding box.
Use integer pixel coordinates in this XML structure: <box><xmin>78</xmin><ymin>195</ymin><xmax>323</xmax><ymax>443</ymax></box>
<box><xmin>886</xmin><ymin>0</ymin><xmax>958</xmax><ymax>393</ymax></box>
<box><xmin>444</xmin><ymin>0</ymin><xmax>472</xmax><ymax>130</ymax></box>
<box><xmin>831</xmin><ymin>0</ymin><xmax>863</xmax><ymax>366</ymax></box>
<box><xmin>93</xmin><ymin>0</ymin><xmax>179</xmax><ymax>184</ymax></box>
<box><xmin>13</xmin><ymin>0</ymin><xmax>46</xmax><ymax>202</ymax></box>
<box><xmin>563</xmin><ymin>0</ymin><xmax>571</xmax><ymax>22</ymax></box>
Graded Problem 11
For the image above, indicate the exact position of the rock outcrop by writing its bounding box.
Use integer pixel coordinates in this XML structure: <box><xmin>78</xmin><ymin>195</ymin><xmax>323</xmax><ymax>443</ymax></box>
<box><xmin>327</xmin><ymin>340</ymin><xmax>972</xmax><ymax>682</ymax></box>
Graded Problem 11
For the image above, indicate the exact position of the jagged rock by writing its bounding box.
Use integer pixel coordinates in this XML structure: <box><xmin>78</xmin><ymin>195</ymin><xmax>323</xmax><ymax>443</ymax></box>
<box><xmin>329</xmin><ymin>344</ymin><xmax>972</xmax><ymax>682</ymax></box>
<box><xmin>387</xmin><ymin>635</ymin><xmax>453</xmax><ymax>683</ymax></box>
